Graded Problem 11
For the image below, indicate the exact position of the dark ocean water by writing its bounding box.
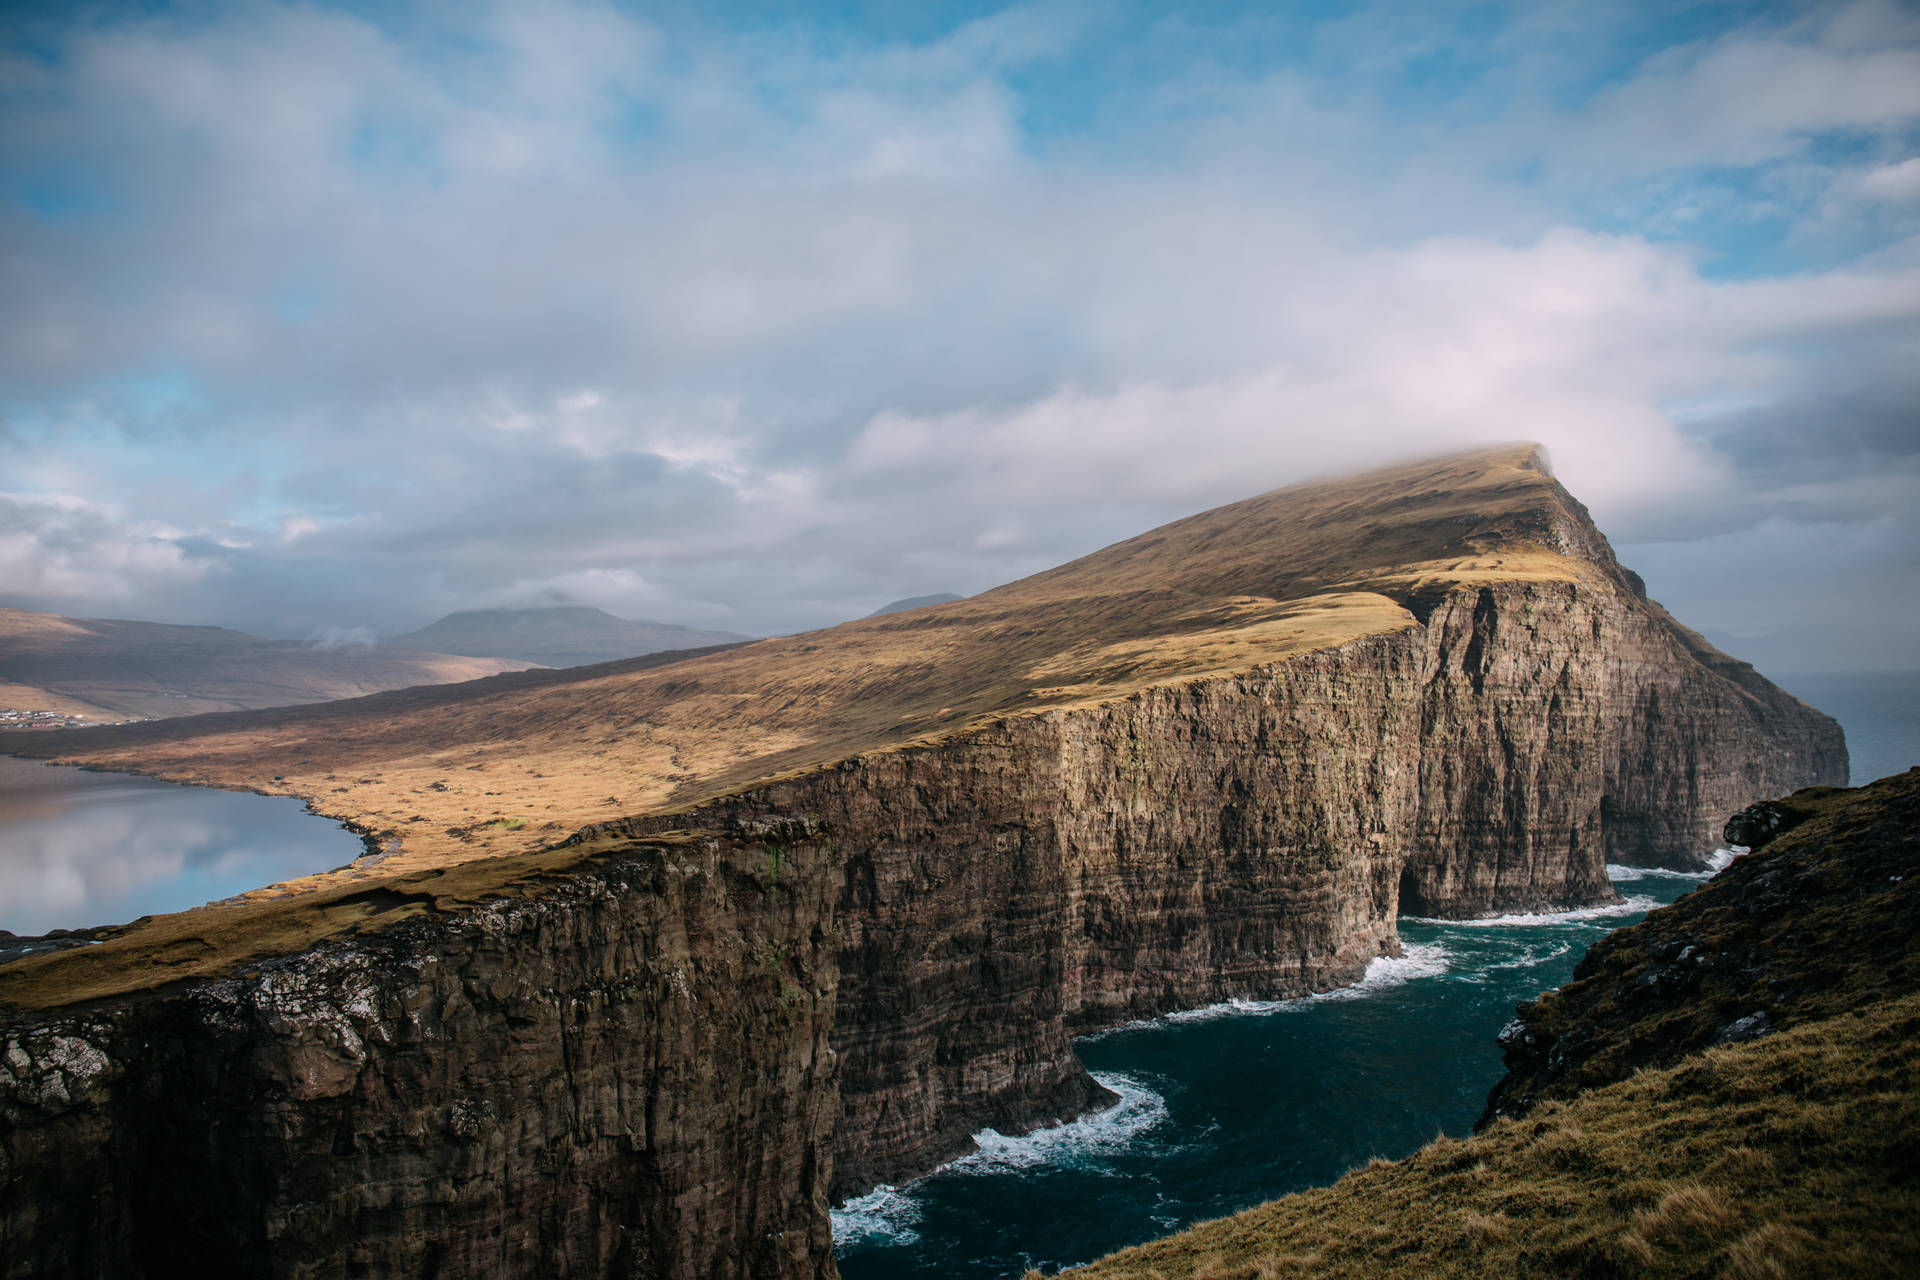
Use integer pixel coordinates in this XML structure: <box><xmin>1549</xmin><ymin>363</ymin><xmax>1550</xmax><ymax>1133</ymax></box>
<box><xmin>834</xmin><ymin>669</ymin><xmax>1920</xmax><ymax>1279</ymax></box>
<box><xmin>832</xmin><ymin>873</ymin><xmax>1702</xmax><ymax>1279</ymax></box>
<box><xmin>0</xmin><ymin>755</ymin><xmax>366</xmax><ymax>935</ymax></box>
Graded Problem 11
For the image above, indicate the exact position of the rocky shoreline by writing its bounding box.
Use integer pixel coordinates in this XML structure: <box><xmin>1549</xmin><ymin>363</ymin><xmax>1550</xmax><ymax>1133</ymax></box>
<box><xmin>0</xmin><ymin>450</ymin><xmax>1848</xmax><ymax>1277</ymax></box>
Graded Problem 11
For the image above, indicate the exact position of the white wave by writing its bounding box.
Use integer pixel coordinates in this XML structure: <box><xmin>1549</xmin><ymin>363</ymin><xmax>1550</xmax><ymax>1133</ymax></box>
<box><xmin>1089</xmin><ymin>943</ymin><xmax>1453</xmax><ymax>1035</ymax></box>
<box><xmin>1481</xmin><ymin>940</ymin><xmax>1574</xmax><ymax>971</ymax></box>
<box><xmin>948</xmin><ymin>1072</ymin><xmax>1169</xmax><ymax>1175</ymax></box>
<box><xmin>1403</xmin><ymin>895</ymin><xmax>1658</xmax><ymax>929</ymax></box>
<box><xmin>1352</xmin><ymin>941</ymin><xmax>1452</xmax><ymax>988</ymax></box>
<box><xmin>830</xmin><ymin>1183</ymin><xmax>923</xmax><ymax>1248</ymax></box>
<box><xmin>1607</xmin><ymin>862</ymin><xmax>1714</xmax><ymax>883</ymax></box>
<box><xmin>1707</xmin><ymin>845</ymin><xmax>1748</xmax><ymax>873</ymax></box>
<box><xmin>831</xmin><ymin>1071</ymin><xmax>1170</xmax><ymax>1246</ymax></box>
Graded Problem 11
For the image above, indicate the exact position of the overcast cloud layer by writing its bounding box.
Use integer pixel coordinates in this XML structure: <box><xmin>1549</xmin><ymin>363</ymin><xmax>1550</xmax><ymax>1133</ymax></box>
<box><xmin>2</xmin><ymin>0</ymin><xmax>1917</xmax><ymax>670</ymax></box>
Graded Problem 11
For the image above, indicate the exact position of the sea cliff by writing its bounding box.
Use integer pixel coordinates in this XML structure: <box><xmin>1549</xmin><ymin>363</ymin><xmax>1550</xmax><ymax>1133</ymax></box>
<box><xmin>1</xmin><ymin>836</ymin><xmax>840</xmax><ymax>1279</ymax></box>
<box><xmin>1069</xmin><ymin>769</ymin><xmax>1920</xmax><ymax>1280</ymax></box>
<box><xmin>0</xmin><ymin>446</ymin><xmax>1846</xmax><ymax>1275</ymax></box>
<box><xmin>590</xmin><ymin>568</ymin><xmax>1842</xmax><ymax>1198</ymax></box>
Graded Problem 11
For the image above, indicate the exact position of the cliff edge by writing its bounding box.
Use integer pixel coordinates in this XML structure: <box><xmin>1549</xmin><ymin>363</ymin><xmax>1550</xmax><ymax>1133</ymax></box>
<box><xmin>0</xmin><ymin>444</ymin><xmax>1847</xmax><ymax>1274</ymax></box>
<box><xmin>1071</xmin><ymin>769</ymin><xmax>1920</xmax><ymax>1280</ymax></box>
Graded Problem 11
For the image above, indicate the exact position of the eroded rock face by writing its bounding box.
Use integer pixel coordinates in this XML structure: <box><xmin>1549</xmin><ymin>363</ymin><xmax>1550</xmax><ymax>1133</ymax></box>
<box><xmin>0</xmin><ymin>840</ymin><xmax>840</xmax><ymax>1280</ymax></box>
<box><xmin>598</xmin><ymin>576</ymin><xmax>1843</xmax><ymax>1201</ymax></box>
<box><xmin>0</xmin><ymin>522</ymin><xmax>1847</xmax><ymax>1273</ymax></box>
<box><xmin>1479</xmin><ymin>768</ymin><xmax>1919</xmax><ymax>1128</ymax></box>
<box><xmin>1723</xmin><ymin>798</ymin><xmax>1809</xmax><ymax>849</ymax></box>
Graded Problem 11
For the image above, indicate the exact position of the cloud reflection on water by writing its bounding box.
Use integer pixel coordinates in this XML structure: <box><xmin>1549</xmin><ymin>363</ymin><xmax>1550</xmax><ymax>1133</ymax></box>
<box><xmin>0</xmin><ymin>757</ymin><xmax>363</xmax><ymax>934</ymax></box>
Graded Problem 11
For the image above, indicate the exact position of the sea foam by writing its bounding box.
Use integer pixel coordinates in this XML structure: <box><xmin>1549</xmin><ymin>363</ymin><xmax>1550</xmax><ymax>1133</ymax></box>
<box><xmin>949</xmin><ymin>1071</ymin><xmax>1169</xmax><ymax>1175</ymax></box>
<box><xmin>1707</xmin><ymin>845</ymin><xmax>1749</xmax><ymax>872</ymax></box>
<box><xmin>829</xmin><ymin>1071</ymin><xmax>1169</xmax><ymax>1246</ymax></box>
<box><xmin>1403</xmin><ymin>895</ymin><xmax>1658</xmax><ymax>929</ymax></box>
<box><xmin>830</xmin><ymin>1183</ymin><xmax>924</xmax><ymax>1248</ymax></box>
<box><xmin>1088</xmin><ymin>942</ymin><xmax>1453</xmax><ymax>1036</ymax></box>
<box><xmin>1607</xmin><ymin>861</ymin><xmax>1718</xmax><ymax>883</ymax></box>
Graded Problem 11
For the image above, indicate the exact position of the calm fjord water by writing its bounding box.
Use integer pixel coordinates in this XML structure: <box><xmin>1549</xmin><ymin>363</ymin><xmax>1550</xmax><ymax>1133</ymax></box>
<box><xmin>0</xmin><ymin>755</ymin><xmax>366</xmax><ymax>936</ymax></box>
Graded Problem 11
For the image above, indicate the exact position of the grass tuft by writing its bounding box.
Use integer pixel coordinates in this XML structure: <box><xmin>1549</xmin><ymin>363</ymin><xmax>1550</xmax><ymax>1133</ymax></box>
<box><xmin>1629</xmin><ymin>1183</ymin><xmax>1737</xmax><ymax>1247</ymax></box>
<box><xmin>1719</xmin><ymin>1223</ymin><xmax>1816</xmax><ymax>1280</ymax></box>
<box><xmin>1068</xmin><ymin>993</ymin><xmax>1920</xmax><ymax>1280</ymax></box>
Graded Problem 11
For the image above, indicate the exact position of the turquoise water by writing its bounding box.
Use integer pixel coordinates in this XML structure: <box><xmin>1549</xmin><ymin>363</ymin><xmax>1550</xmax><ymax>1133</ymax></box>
<box><xmin>833</xmin><ymin>869</ymin><xmax>1707</xmax><ymax>1279</ymax></box>
<box><xmin>834</xmin><ymin>670</ymin><xmax>1920</xmax><ymax>1278</ymax></box>
<box><xmin>0</xmin><ymin>755</ymin><xmax>368</xmax><ymax>936</ymax></box>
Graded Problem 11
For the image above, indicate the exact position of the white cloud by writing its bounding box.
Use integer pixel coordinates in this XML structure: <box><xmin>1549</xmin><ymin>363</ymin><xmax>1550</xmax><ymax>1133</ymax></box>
<box><xmin>0</xmin><ymin>493</ymin><xmax>212</xmax><ymax>610</ymax></box>
<box><xmin>0</xmin><ymin>1</ymin><xmax>1913</xmax><ymax>658</ymax></box>
<box><xmin>306</xmin><ymin>624</ymin><xmax>376</xmax><ymax>652</ymax></box>
<box><xmin>1551</xmin><ymin>19</ymin><xmax>1920</xmax><ymax>179</ymax></box>
<box><xmin>1859</xmin><ymin>157</ymin><xmax>1920</xmax><ymax>204</ymax></box>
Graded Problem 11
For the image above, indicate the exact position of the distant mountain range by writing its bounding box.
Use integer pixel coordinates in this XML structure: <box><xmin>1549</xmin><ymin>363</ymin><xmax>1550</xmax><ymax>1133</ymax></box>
<box><xmin>865</xmin><ymin>593</ymin><xmax>964</xmax><ymax>618</ymax></box>
<box><xmin>388</xmin><ymin>606</ymin><xmax>751</xmax><ymax>669</ymax></box>
<box><xmin>0</xmin><ymin>607</ymin><xmax>534</xmax><ymax>721</ymax></box>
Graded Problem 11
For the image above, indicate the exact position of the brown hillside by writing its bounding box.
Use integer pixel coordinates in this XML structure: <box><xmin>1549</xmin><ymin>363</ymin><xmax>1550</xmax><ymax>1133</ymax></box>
<box><xmin>0</xmin><ymin>608</ymin><xmax>537</xmax><ymax>720</ymax></box>
<box><xmin>1</xmin><ymin>444</ymin><xmax>1620</xmax><ymax>883</ymax></box>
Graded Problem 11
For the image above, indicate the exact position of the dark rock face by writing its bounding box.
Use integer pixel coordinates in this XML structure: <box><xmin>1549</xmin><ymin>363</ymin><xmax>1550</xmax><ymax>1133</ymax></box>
<box><xmin>1481</xmin><ymin>769</ymin><xmax>1919</xmax><ymax>1128</ymax></box>
<box><xmin>0</xmin><ymin>839</ymin><xmax>840</xmax><ymax>1280</ymax></box>
<box><xmin>596</xmin><ymin>578</ymin><xmax>1844</xmax><ymax>1201</ymax></box>
<box><xmin>0</xmin><ymin>541</ymin><xmax>1849</xmax><ymax>1272</ymax></box>
<box><xmin>1724</xmin><ymin>798</ymin><xmax>1809</xmax><ymax>849</ymax></box>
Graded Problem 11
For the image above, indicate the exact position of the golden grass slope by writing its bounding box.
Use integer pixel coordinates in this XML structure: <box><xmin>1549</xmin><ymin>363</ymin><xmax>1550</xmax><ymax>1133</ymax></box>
<box><xmin>0</xmin><ymin>444</ymin><xmax>1609</xmax><ymax>884</ymax></box>
<box><xmin>0</xmin><ymin>607</ymin><xmax>537</xmax><ymax>720</ymax></box>
<box><xmin>1068</xmin><ymin>771</ymin><xmax>1920</xmax><ymax>1280</ymax></box>
<box><xmin>1065</xmin><ymin>993</ymin><xmax>1920</xmax><ymax>1280</ymax></box>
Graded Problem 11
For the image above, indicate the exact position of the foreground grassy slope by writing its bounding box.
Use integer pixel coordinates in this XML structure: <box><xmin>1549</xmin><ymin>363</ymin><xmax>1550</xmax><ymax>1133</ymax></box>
<box><xmin>1486</xmin><ymin>769</ymin><xmax>1920</xmax><ymax>1122</ymax></box>
<box><xmin>1070</xmin><ymin>770</ymin><xmax>1920</xmax><ymax>1280</ymax></box>
<box><xmin>0</xmin><ymin>444</ymin><xmax>1606</xmax><ymax>875</ymax></box>
<box><xmin>1072</xmin><ymin>996</ymin><xmax>1919</xmax><ymax>1280</ymax></box>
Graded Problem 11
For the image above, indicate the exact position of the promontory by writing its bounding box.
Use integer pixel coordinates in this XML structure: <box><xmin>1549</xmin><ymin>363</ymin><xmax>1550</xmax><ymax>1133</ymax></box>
<box><xmin>0</xmin><ymin>444</ymin><xmax>1845</xmax><ymax>1278</ymax></box>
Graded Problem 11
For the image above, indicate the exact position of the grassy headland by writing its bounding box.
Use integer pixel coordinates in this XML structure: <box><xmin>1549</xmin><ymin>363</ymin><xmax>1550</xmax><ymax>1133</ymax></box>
<box><xmin>1067</xmin><ymin>769</ymin><xmax>1920</xmax><ymax>1280</ymax></box>
<box><xmin>0</xmin><ymin>444</ymin><xmax>1600</xmax><ymax>881</ymax></box>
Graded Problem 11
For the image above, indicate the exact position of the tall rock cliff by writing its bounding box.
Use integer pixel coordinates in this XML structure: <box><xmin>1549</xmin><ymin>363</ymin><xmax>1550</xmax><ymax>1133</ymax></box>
<box><xmin>604</xmin><ymin>571</ymin><xmax>1842</xmax><ymax>1198</ymax></box>
<box><xmin>0</xmin><ymin>444</ymin><xmax>1845</xmax><ymax>1274</ymax></box>
<box><xmin>1</xmin><ymin>835</ymin><xmax>841</xmax><ymax>1280</ymax></box>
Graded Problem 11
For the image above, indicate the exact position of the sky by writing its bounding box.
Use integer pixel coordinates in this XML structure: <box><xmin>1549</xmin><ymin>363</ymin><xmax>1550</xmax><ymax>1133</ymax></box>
<box><xmin>1</xmin><ymin>0</ymin><xmax>1916</xmax><ymax>671</ymax></box>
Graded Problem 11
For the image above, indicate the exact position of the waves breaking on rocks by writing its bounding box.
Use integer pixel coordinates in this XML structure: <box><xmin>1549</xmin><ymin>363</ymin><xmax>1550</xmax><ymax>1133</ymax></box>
<box><xmin>834</xmin><ymin>871</ymin><xmax>1710</xmax><ymax>1279</ymax></box>
<box><xmin>1404</xmin><ymin>895</ymin><xmax>1659</xmax><ymax>929</ymax></box>
<box><xmin>831</xmin><ymin>1072</ymin><xmax>1170</xmax><ymax>1247</ymax></box>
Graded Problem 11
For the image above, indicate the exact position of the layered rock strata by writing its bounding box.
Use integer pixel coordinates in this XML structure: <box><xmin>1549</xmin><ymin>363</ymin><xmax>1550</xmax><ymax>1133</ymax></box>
<box><xmin>1482</xmin><ymin>767</ymin><xmax>1920</xmax><ymax>1127</ymax></box>
<box><xmin>593</xmin><ymin>576</ymin><xmax>1843</xmax><ymax>1199</ymax></box>
<box><xmin>0</xmin><ymin>836</ymin><xmax>840</xmax><ymax>1280</ymax></box>
<box><xmin>0</xmin><ymin>446</ymin><xmax>1849</xmax><ymax>1274</ymax></box>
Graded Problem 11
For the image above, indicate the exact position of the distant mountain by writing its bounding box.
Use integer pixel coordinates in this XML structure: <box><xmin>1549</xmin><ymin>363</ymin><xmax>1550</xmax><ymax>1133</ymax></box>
<box><xmin>866</xmin><ymin>593</ymin><xmax>964</xmax><ymax>618</ymax></box>
<box><xmin>389</xmin><ymin>606</ymin><xmax>751</xmax><ymax>669</ymax></box>
<box><xmin>0</xmin><ymin>607</ymin><xmax>535</xmax><ymax>722</ymax></box>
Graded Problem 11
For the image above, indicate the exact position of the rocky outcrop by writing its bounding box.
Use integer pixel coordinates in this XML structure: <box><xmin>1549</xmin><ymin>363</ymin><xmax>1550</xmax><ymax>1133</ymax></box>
<box><xmin>0</xmin><ymin>448</ymin><xmax>1849</xmax><ymax>1275</ymax></box>
<box><xmin>0</xmin><ymin>836</ymin><xmax>840</xmax><ymax>1280</ymax></box>
<box><xmin>594</xmin><ymin>574</ymin><xmax>1842</xmax><ymax>1200</ymax></box>
<box><xmin>1481</xmin><ymin>768</ymin><xmax>1919</xmax><ymax>1127</ymax></box>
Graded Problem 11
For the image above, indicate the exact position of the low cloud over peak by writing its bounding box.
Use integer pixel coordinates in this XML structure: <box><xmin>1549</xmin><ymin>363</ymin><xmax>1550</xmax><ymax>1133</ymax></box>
<box><xmin>1</xmin><ymin>0</ymin><xmax>1915</xmax><ymax>666</ymax></box>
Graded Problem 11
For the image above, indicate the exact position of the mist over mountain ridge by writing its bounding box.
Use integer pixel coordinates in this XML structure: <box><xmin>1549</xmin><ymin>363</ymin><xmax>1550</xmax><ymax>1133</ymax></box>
<box><xmin>388</xmin><ymin>605</ymin><xmax>752</xmax><ymax>670</ymax></box>
<box><xmin>0</xmin><ymin>607</ymin><xmax>533</xmax><ymax>721</ymax></box>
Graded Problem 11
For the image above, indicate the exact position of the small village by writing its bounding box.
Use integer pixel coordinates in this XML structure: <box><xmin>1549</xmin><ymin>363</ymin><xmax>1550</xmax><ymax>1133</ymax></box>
<box><xmin>0</xmin><ymin>708</ymin><xmax>148</xmax><ymax>730</ymax></box>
